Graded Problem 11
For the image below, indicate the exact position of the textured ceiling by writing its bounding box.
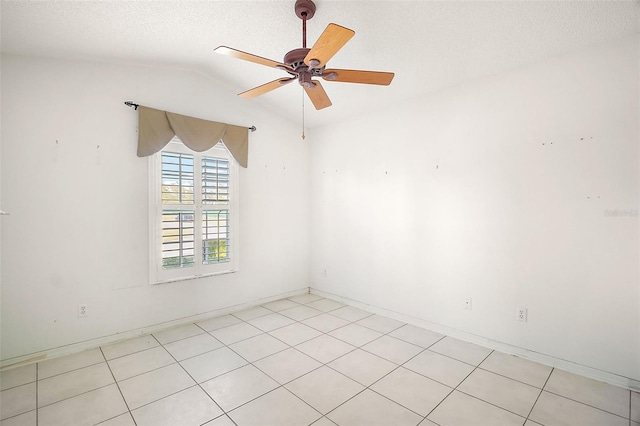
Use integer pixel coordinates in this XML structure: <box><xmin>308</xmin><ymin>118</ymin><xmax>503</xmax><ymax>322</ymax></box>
<box><xmin>1</xmin><ymin>0</ymin><xmax>638</xmax><ymax>128</ymax></box>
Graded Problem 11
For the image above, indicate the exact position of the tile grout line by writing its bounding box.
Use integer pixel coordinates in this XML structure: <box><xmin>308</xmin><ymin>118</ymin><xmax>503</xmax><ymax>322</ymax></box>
<box><xmin>0</xmin><ymin>386</ymin><xmax>38</xmax><ymax>423</ymax></box>
<box><xmin>438</xmin><ymin>351</ymin><xmax>550</xmax><ymax>421</ymax></box>
<box><xmin>54</xmin><ymin>300</ymin><xmax>321</xmax><ymax>382</ymax></box>
<box><xmin>427</xmin><ymin>355</ymin><xmax>483</xmax><ymax>418</ymax></box>
<box><xmin>535</xmin><ymin>363</ymin><xmax>633</xmax><ymax>421</ymax></box>
<box><xmin>444</xmin><ymin>349</ymin><xmax>563</xmax><ymax>423</ymax></box>
<box><xmin>345</xmin><ymin>365</ymin><xmax>427</xmax><ymax>419</ymax></box>
<box><xmin>453</xmin><ymin>387</ymin><xmax>533</xmax><ymax>421</ymax></box>
<box><xmin>106</xmin><ymin>349</ymin><xmax>182</xmax><ymax>382</ymax></box>
<box><xmin>332</xmin><ymin>318</ymin><xmax>623</xmax><ymax>426</ymax></box>
<box><xmin>426</xmin><ymin>347</ymin><xmax>629</xmax><ymax>425</ymax></box>
<box><xmin>99</xmin><ymin>346</ymin><xmax>138</xmax><ymax>426</ymax></box>
<box><xmin>322</xmin><ymin>349</ymin><xmax>425</xmax><ymax>420</ymax></box>
<box><xmin>267</xmin><ymin>299</ymin><xmax>346</xmax><ymax>423</ymax></box>
<box><xmin>36</xmin><ymin>356</ymin><xmax>106</xmax><ymax>381</ymax></box>
<box><xmin>421</xmin><ymin>349</ymin><xmax>496</xmax><ymax>423</ymax></box>
<box><xmin>277</xmin><ymin>384</ymin><xmax>324</xmax><ymax>425</ymax></box>
<box><xmin>474</xmin><ymin>362</ymin><xmax>550</xmax><ymax>390</ymax></box>
<box><xmin>299</xmin><ymin>300</ymin><xmax>640</xmax><ymax>410</ymax></box>
<box><xmin>222</xmin><ymin>311</ymin><xmax>332</xmax><ymax>421</ymax></box>
<box><xmin>108</xmin><ymin>308</ymin><xmax>287</xmax><ymax>360</ymax></box>
<box><xmin>103</xmin><ymin>339</ymin><xmax>163</xmax><ymax>363</ymax></box>
<box><xmin>407</xmin><ymin>347</ymin><xmax>596</xmax><ymax>418</ymax></box>
<box><xmin>215</xmin><ymin>326</ymin><xmax>325</xmax><ymax>424</ymax></box>
<box><xmin>225</xmin><ymin>331</ymin><xmax>293</xmax><ymax>363</ymax></box>
<box><xmin>316</xmin><ymin>416</ymin><xmax>339</xmax><ymax>426</ymax></box>
<box><xmin>123</xmin><ymin>336</ymin><xmax>232</xmax><ymax>423</ymax></box>
<box><xmin>113</xmin><ymin>335</ymin><xmax>240</xmax><ymax>423</ymax></box>
<box><xmin>524</xmin><ymin>366</ymin><xmax>554</xmax><ymax>424</ymax></box>
<box><xmin>213</xmin><ymin>301</ymin><xmax>363</xmax><ymax>424</ymax></box>
<box><xmin>34</xmin><ymin>382</ymin><xmax>118</xmax><ymax>411</ymax></box>
<box><xmin>319</xmin><ymin>319</ymin><xmax>447</xmax><ymax>422</ymax></box>
<box><xmin>542</xmin><ymin>388</ymin><xmax>632</xmax><ymax>421</ymax></box>
<box><xmin>161</xmin><ymin>316</ymin><xmax>304</xmax><ymax>393</ymax></box>
<box><xmin>192</xmin><ymin>303</ymin><xmax>359</xmax><ymax>421</ymax></box>
<box><xmin>44</xmin><ymin>302</ymin><xmax>413</xmax><ymax>423</ymax></box>
<box><xmin>305</xmin><ymin>302</ymin><xmax>453</xmax><ymax>422</ymax></box>
<box><xmin>154</xmin><ymin>332</ymin><xmax>234</xmax><ymax>426</ymax></box>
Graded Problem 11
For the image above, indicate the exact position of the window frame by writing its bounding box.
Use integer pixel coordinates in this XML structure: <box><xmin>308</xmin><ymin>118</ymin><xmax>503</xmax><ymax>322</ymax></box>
<box><xmin>148</xmin><ymin>138</ymin><xmax>239</xmax><ymax>284</ymax></box>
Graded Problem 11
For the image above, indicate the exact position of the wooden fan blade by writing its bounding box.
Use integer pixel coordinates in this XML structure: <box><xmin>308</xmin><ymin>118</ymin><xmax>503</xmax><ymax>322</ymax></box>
<box><xmin>304</xmin><ymin>23</ymin><xmax>355</xmax><ymax>69</ymax></box>
<box><xmin>304</xmin><ymin>80</ymin><xmax>332</xmax><ymax>110</ymax></box>
<box><xmin>215</xmin><ymin>46</ymin><xmax>293</xmax><ymax>71</ymax></box>
<box><xmin>239</xmin><ymin>78</ymin><xmax>295</xmax><ymax>99</ymax></box>
<box><xmin>322</xmin><ymin>69</ymin><xmax>395</xmax><ymax>86</ymax></box>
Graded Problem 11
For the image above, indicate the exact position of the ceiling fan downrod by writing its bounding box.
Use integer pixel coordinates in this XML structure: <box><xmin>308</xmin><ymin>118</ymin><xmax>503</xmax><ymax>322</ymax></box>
<box><xmin>295</xmin><ymin>0</ymin><xmax>316</xmax><ymax>49</ymax></box>
<box><xmin>302</xmin><ymin>13</ymin><xmax>307</xmax><ymax>48</ymax></box>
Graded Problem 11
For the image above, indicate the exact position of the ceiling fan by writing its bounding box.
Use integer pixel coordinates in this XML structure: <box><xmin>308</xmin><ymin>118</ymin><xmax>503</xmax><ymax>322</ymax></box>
<box><xmin>214</xmin><ymin>0</ymin><xmax>395</xmax><ymax>110</ymax></box>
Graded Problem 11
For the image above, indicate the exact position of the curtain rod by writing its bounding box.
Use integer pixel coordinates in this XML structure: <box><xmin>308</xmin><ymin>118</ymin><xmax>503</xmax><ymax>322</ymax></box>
<box><xmin>124</xmin><ymin>101</ymin><xmax>257</xmax><ymax>132</ymax></box>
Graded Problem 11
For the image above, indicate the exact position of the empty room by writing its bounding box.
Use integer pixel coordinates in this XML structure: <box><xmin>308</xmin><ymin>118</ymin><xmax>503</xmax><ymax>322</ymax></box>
<box><xmin>0</xmin><ymin>1</ymin><xmax>638</xmax><ymax>425</ymax></box>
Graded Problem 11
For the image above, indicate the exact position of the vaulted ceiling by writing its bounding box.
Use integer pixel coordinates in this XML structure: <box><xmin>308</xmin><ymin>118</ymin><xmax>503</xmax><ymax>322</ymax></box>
<box><xmin>1</xmin><ymin>1</ymin><xmax>638</xmax><ymax>128</ymax></box>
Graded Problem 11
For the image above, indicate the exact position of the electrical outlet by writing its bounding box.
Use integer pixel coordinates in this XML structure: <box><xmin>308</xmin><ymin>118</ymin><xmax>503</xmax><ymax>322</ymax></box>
<box><xmin>517</xmin><ymin>307</ymin><xmax>527</xmax><ymax>322</ymax></box>
<box><xmin>79</xmin><ymin>304</ymin><xmax>88</xmax><ymax>317</ymax></box>
<box><xmin>464</xmin><ymin>298</ymin><xmax>472</xmax><ymax>310</ymax></box>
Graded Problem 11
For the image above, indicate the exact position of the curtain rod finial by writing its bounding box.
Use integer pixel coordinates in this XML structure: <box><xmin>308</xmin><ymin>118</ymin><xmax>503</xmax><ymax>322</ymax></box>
<box><xmin>124</xmin><ymin>101</ymin><xmax>139</xmax><ymax>110</ymax></box>
<box><xmin>249</xmin><ymin>126</ymin><xmax>257</xmax><ymax>132</ymax></box>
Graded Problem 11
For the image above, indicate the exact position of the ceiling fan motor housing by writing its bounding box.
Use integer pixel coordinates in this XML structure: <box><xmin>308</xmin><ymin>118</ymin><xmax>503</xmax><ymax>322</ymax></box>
<box><xmin>284</xmin><ymin>47</ymin><xmax>324</xmax><ymax>88</ymax></box>
<box><xmin>284</xmin><ymin>48</ymin><xmax>310</xmax><ymax>69</ymax></box>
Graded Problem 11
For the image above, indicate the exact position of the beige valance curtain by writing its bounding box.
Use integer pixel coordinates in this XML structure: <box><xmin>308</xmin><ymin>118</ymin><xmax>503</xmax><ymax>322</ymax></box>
<box><xmin>137</xmin><ymin>106</ymin><xmax>249</xmax><ymax>168</ymax></box>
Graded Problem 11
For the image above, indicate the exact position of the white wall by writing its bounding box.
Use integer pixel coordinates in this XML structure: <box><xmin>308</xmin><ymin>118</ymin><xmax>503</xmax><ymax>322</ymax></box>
<box><xmin>310</xmin><ymin>35</ymin><xmax>639</xmax><ymax>382</ymax></box>
<box><xmin>0</xmin><ymin>55</ymin><xmax>310</xmax><ymax>361</ymax></box>
<box><xmin>2</xmin><ymin>35</ymin><xmax>638</xmax><ymax>385</ymax></box>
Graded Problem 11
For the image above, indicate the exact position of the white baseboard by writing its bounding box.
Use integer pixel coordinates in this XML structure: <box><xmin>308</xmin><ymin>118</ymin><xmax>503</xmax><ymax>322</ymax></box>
<box><xmin>311</xmin><ymin>288</ymin><xmax>640</xmax><ymax>392</ymax></box>
<box><xmin>0</xmin><ymin>287</ymin><xmax>309</xmax><ymax>370</ymax></box>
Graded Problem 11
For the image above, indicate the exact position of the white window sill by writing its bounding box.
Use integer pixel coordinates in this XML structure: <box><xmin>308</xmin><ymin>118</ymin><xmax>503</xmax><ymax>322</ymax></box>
<box><xmin>152</xmin><ymin>269</ymin><xmax>238</xmax><ymax>285</ymax></box>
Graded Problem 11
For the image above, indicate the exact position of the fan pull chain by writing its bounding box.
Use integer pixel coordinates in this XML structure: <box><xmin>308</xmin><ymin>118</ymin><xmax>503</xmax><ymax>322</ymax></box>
<box><xmin>301</xmin><ymin>88</ymin><xmax>306</xmax><ymax>140</ymax></box>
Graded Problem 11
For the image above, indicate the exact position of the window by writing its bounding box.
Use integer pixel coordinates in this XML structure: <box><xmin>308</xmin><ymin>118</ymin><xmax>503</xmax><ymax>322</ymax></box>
<box><xmin>149</xmin><ymin>139</ymin><xmax>238</xmax><ymax>283</ymax></box>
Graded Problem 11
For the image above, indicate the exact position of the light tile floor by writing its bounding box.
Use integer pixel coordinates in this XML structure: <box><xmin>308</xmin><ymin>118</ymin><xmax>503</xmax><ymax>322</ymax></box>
<box><xmin>1</xmin><ymin>294</ymin><xmax>638</xmax><ymax>426</ymax></box>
